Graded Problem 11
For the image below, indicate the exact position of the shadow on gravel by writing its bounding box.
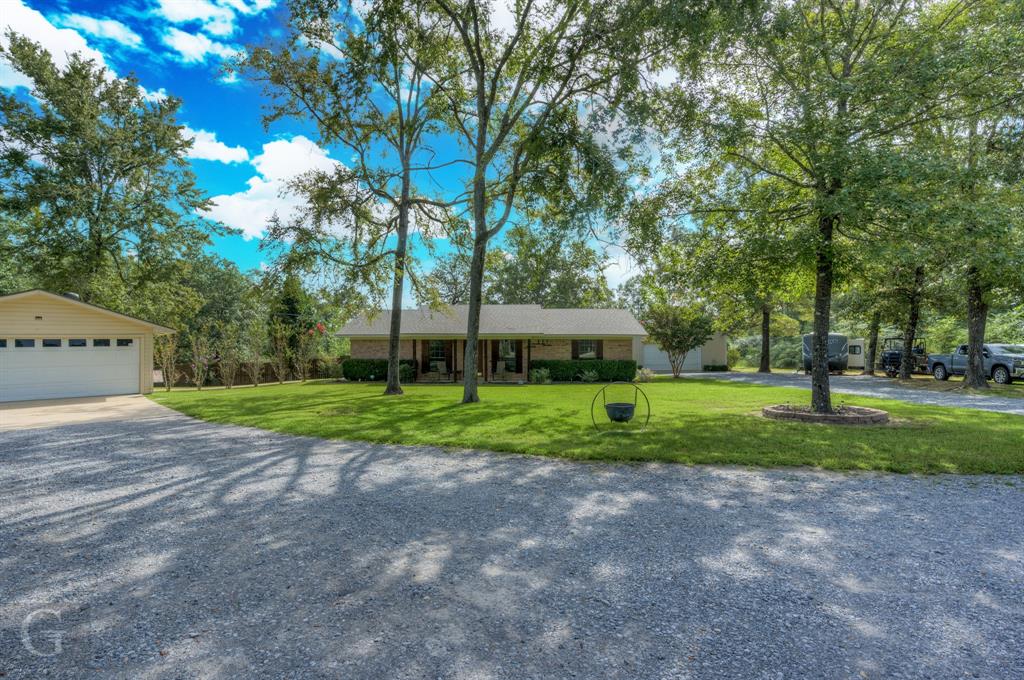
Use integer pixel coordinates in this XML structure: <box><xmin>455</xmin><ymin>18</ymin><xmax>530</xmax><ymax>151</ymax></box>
<box><xmin>1</xmin><ymin>415</ymin><xmax>1022</xmax><ymax>678</ymax></box>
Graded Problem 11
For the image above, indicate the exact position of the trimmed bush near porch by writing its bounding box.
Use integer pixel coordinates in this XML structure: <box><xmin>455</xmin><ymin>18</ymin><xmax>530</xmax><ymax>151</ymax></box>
<box><xmin>529</xmin><ymin>359</ymin><xmax>637</xmax><ymax>382</ymax></box>
<box><xmin>342</xmin><ymin>358</ymin><xmax>417</xmax><ymax>381</ymax></box>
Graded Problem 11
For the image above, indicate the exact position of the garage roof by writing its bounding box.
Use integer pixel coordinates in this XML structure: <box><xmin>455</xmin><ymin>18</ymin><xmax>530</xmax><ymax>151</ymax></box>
<box><xmin>338</xmin><ymin>304</ymin><xmax>646</xmax><ymax>338</ymax></box>
<box><xmin>0</xmin><ymin>289</ymin><xmax>176</xmax><ymax>334</ymax></box>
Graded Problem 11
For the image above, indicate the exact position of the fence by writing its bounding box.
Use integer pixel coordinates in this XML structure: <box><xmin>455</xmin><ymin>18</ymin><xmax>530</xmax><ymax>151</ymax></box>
<box><xmin>160</xmin><ymin>357</ymin><xmax>347</xmax><ymax>388</ymax></box>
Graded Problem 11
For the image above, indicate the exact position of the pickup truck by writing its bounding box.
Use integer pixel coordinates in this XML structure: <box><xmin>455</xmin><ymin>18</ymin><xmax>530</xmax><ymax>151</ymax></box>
<box><xmin>928</xmin><ymin>343</ymin><xmax>1024</xmax><ymax>384</ymax></box>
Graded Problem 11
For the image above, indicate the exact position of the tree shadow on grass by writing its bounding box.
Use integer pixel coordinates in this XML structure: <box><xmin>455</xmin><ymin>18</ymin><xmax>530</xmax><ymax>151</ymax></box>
<box><xmin>1</xmin><ymin>414</ymin><xmax>1022</xmax><ymax>678</ymax></box>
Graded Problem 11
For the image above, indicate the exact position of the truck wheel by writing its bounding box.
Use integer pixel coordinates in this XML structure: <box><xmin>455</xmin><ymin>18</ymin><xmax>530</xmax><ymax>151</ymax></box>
<box><xmin>932</xmin><ymin>364</ymin><xmax>948</xmax><ymax>381</ymax></box>
<box><xmin>993</xmin><ymin>365</ymin><xmax>1012</xmax><ymax>385</ymax></box>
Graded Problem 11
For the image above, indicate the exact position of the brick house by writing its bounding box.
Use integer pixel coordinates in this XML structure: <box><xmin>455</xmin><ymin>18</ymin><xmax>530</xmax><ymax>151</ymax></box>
<box><xmin>338</xmin><ymin>304</ymin><xmax>647</xmax><ymax>382</ymax></box>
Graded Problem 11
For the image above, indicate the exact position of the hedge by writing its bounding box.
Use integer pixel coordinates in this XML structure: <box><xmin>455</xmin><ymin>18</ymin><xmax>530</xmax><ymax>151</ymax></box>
<box><xmin>528</xmin><ymin>359</ymin><xmax>637</xmax><ymax>382</ymax></box>
<box><xmin>702</xmin><ymin>364</ymin><xmax>729</xmax><ymax>372</ymax></box>
<box><xmin>342</xmin><ymin>358</ymin><xmax>417</xmax><ymax>381</ymax></box>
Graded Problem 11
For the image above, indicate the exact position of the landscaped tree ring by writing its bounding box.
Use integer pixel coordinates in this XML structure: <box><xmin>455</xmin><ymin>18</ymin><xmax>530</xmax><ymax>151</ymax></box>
<box><xmin>590</xmin><ymin>382</ymin><xmax>651</xmax><ymax>433</ymax></box>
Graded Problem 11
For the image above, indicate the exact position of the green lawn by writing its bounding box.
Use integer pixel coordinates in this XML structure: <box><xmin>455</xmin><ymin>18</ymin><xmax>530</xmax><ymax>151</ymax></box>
<box><xmin>150</xmin><ymin>379</ymin><xmax>1024</xmax><ymax>474</ymax></box>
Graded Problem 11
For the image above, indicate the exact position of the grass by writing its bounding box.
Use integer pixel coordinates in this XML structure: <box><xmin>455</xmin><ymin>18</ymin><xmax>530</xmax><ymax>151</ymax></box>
<box><xmin>150</xmin><ymin>379</ymin><xmax>1024</xmax><ymax>474</ymax></box>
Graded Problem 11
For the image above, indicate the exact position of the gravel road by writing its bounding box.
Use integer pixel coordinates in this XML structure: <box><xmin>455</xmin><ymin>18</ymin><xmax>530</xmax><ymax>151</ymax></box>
<box><xmin>2</xmin><ymin>403</ymin><xmax>1022</xmax><ymax>679</ymax></box>
<box><xmin>682</xmin><ymin>371</ymin><xmax>1024</xmax><ymax>415</ymax></box>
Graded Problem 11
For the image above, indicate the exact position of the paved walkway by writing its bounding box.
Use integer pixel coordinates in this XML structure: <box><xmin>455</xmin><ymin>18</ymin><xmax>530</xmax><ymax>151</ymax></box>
<box><xmin>1</xmin><ymin>399</ymin><xmax>1022</xmax><ymax>678</ymax></box>
<box><xmin>681</xmin><ymin>371</ymin><xmax>1024</xmax><ymax>415</ymax></box>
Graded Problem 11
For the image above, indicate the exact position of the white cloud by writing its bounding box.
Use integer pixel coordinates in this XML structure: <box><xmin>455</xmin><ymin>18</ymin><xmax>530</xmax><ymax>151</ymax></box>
<box><xmin>155</xmin><ymin>0</ymin><xmax>237</xmax><ymax>37</ymax></box>
<box><xmin>153</xmin><ymin>0</ymin><xmax>278</xmax><ymax>38</ymax></box>
<box><xmin>57</xmin><ymin>14</ymin><xmax>144</xmax><ymax>50</ymax></box>
<box><xmin>205</xmin><ymin>136</ymin><xmax>339</xmax><ymax>239</ymax></box>
<box><xmin>161</xmin><ymin>27</ymin><xmax>240</xmax><ymax>63</ymax></box>
<box><xmin>1</xmin><ymin>1</ymin><xmax>167</xmax><ymax>100</ymax></box>
<box><xmin>0</xmin><ymin>0</ymin><xmax>112</xmax><ymax>89</ymax></box>
<box><xmin>183</xmin><ymin>126</ymin><xmax>249</xmax><ymax>163</ymax></box>
<box><xmin>139</xmin><ymin>85</ymin><xmax>168</xmax><ymax>102</ymax></box>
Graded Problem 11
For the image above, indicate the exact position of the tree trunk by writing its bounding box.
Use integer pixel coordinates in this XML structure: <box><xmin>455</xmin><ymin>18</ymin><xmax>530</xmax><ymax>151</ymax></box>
<box><xmin>810</xmin><ymin>212</ymin><xmax>836</xmax><ymax>413</ymax></box>
<box><xmin>899</xmin><ymin>266</ymin><xmax>925</xmax><ymax>381</ymax></box>
<box><xmin>460</xmin><ymin>163</ymin><xmax>487</xmax><ymax>403</ymax></box>
<box><xmin>758</xmin><ymin>304</ymin><xmax>771</xmax><ymax>373</ymax></box>
<box><xmin>383</xmin><ymin>168</ymin><xmax>412</xmax><ymax>396</ymax></box>
<box><xmin>864</xmin><ymin>309</ymin><xmax>880</xmax><ymax>376</ymax></box>
<box><xmin>461</xmin><ymin>231</ymin><xmax>487</xmax><ymax>403</ymax></box>
<box><xmin>964</xmin><ymin>265</ymin><xmax>990</xmax><ymax>389</ymax></box>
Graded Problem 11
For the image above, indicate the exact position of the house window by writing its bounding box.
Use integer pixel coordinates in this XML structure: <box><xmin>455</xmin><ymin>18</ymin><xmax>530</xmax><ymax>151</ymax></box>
<box><xmin>499</xmin><ymin>339</ymin><xmax>517</xmax><ymax>373</ymax></box>
<box><xmin>428</xmin><ymin>340</ymin><xmax>446</xmax><ymax>372</ymax></box>
<box><xmin>116</xmin><ymin>338</ymin><xmax>133</xmax><ymax>347</ymax></box>
<box><xmin>0</xmin><ymin>339</ymin><xmax>6</xmax><ymax>348</ymax></box>
<box><xmin>69</xmin><ymin>339</ymin><xmax>87</xmax><ymax>347</ymax></box>
<box><xmin>42</xmin><ymin>339</ymin><xmax>62</xmax><ymax>348</ymax></box>
<box><xmin>577</xmin><ymin>339</ymin><xmax>598</xmax><ymax>359</ymax></box>
<box><xmin>849</xmin><ymin>345</ymin><xmax>862</xmax><ymax>355</ymax></box>
<box><xmin>93</xmin><ymin>339</ymin><xmax>111</xmax><ymax>347</ymax></box>
<box><xmin>15</xmin><ymin>339</ymin><xmax>35</xmax><ymax>348</ymax></box>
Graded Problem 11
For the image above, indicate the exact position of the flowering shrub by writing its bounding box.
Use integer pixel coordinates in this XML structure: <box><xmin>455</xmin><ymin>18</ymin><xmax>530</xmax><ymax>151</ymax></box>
<box><xmin>635</xmin><ymin>367</ymin><xmax>655</xmax><ymax>383</ymax></box>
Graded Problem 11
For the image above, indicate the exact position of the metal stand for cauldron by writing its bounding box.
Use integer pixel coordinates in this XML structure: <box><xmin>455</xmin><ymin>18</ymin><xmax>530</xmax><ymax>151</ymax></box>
<box><xmin>590</xmin><ymin>381</ymin><xmax>651</xmax><ymax>433</ymax></box>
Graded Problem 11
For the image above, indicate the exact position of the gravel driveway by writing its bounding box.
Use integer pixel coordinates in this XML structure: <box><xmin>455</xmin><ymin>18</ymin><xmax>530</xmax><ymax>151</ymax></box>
<box><xmin>682</xmin><ymin>371</ymin><xmax>1024</xmax><ymax>415</ymax></box>
<box><xmin>2</xmin><ymin>402</ymin><xmax>1023</xmax><ymax>679</ymax></box>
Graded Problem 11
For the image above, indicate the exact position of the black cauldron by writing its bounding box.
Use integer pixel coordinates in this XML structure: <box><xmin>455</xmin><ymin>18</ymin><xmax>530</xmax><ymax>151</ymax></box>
<box><xmin>605</xmin><ymin>402</ymin><xmax>636</xmax><ymax>422</ymax></box>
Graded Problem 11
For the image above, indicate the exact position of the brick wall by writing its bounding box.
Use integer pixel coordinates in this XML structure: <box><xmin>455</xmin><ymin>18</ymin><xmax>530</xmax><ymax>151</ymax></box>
<box><xmin>528</xmin><ymin>338</ymin><xmax>634</xmax><ymax>361</ymax></box>
<box><xmin>349</xmin><ymin>339</ymin><xmax>414</xmax><ymax>360</ymax></box>
<box><xmin>529</xmin><ymin>339</ymin><xmax>571</xmax><ymax>361</ymax></box>
<box><xmin>602</xmin><ymin>339</ymin><xmax>633</xmax><ymax>360</ymax></box>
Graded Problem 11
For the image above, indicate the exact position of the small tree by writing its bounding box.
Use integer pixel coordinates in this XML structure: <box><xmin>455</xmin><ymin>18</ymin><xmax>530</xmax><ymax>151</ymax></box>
<box><xmin>239</xmin><ymin>318</ymin><xmax>266</xmax><ymax>387</ymax></box>
<box><xmin>189</xmin><ymin>332</ymin><xmax>213</xmax><ymax>390</ymax></box>
<box><xmin>154</xmin><ymin>334</ymin><xmax>180</xmax><ymax>392</ymax></box>
<box><xmin>645</xmin><ymin>304</ymin><xmax>714</xmax><ymax>378</ymax></box>
<box><xmin>268</xmin><ymin>318</ymin><xmax>291</xmax><ymax>384</ymax></box>
<box><xmin>215</xmin><ymin>323</ymin><xmax>242</xmax><ymax>389</ymax></box>
<box><xmin>295</xmin><ymin>322</ymin><xmax>327</xmax><ymax>382</ymax></box>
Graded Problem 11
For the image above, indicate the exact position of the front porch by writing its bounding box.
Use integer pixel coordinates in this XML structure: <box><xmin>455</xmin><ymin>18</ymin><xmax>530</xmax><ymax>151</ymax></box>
<box><xmin>413</xmin><ymin>338</ymin><xmax>528</xmax><ymax>383</ymax></box>
<box><xmin>347</xmin><ymin>335</ymin><xmax>635</xmax><ymax>383</ymax></box>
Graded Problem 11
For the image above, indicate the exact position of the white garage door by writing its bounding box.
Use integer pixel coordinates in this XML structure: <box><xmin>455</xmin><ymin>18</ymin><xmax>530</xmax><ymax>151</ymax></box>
<box><xmin>0</xmin><ymin>337</ymin><xmax>140</xmax><ymax>403</ymax></box>
<box><xmin>641</xmin><ymin>343</ymin><xmax>701</xmax><ymax>373</ymax></box>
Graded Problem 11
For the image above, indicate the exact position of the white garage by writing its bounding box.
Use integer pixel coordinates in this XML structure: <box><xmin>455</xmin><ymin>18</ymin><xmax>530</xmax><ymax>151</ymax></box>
<box><xmin>641</xmin><ymin>342</ymin><xmax>701</xmax><ymax>372</ymax></box>
<box><xmin>640</xmin><ymin>333</ymin><xmax>730</xmax><ymax>374</ymax></box>
<box><xmin>0</xmin><ymin>290</ymin><xmax>173</xmax><ymax>404</ymax></box>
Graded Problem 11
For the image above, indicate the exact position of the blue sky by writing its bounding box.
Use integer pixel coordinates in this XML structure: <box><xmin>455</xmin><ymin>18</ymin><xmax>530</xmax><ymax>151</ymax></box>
<box><xmin>1</xmin><ymin>0</ymin><xmax>638</xmax><ymax>293</ymax></box>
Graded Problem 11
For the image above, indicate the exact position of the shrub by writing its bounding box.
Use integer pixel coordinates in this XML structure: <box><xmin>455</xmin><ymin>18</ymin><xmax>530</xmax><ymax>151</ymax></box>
<box><xmin>579</xmin><ymin>368</ymin><xmax>599</xmax><ymax>382</ymax></box>
<box><xmin>727</xmin><ymin>346</ymin><xmax>741</xmax><ymax>369</ymax></box>
<box><xmin>703</xmin><ymin>364</ymin><xmax>729</xmax><ymax>372</ymax></box>
<box><xmin>399</xmin><ymin>363</ymin><xmax>415</xmax><ymax>383</ymax></box>
<box><xmin>528</xmin><ymin>359</ymin><xmax>637</xmax><ymax>382</ymax></box>
<box><xmin>635</xmin><ymin>367</ymin><xmax>655</xmax><ymax>382</ymax></box>
<box><xmin>342</xmin><ymin>358</ymin><xmax>417</xmax><ymax>381</ymax></box>
<box><xmin>529</xmin><ymin>367</ymin><xmax>552</xmax><ymax>384</ymax></box>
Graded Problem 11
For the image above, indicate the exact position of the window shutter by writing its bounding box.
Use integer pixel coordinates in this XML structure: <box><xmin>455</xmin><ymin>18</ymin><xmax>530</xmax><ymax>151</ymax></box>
<box><xmin>491</xmin><ymin>340</ymin><xmax>500</xmax><ymax>373</ymax></box>
<box><xmin>515</xmin><ymin>340</ymin><xmax>523</xmax><ymax>373</ymax></box>
<box><xmin>571</xmin><ymin>340</ymin><xmax>579</xmax><ymax>360</ymax></box>
<box><xmin>421</xmin><ymin>340</ymin><xmax>429</xmax><ymax>373</ymax></box>
<box><xmin>596</xmin><ymin>340</ymin><xmax>604</xmax><ymax>360</ymax></box>
<box><xmin>445</xmin><ymin>341</ymin><xmax>453</xmax><ymax>373</ymax></box>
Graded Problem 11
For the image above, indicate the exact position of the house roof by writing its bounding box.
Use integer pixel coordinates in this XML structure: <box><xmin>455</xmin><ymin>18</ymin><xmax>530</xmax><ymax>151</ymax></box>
<box><xmin>0</xmin><ymin>289</ymin><xmax>176</xmax><ymax>334</ymax></box>
<box><xmin>337</xmin><ymin>304</ymin><xmax>646</xmax><ymax>338</ymax></box>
